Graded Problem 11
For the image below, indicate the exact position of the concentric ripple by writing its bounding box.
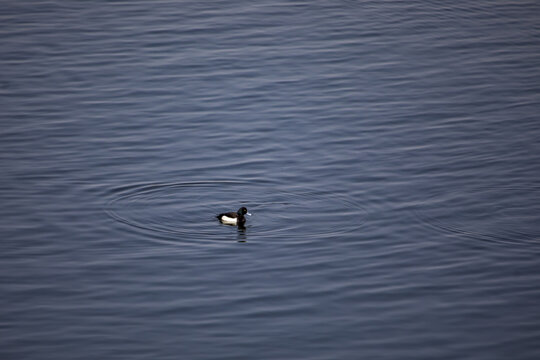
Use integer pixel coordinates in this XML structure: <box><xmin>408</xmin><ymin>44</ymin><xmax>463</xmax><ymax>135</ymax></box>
<box><xmin>105</xmin><ymin>181</ymin><xmax>368</xmax><ymax>243</ymax></box>
<box><xmin>413</xmin><ymin>185</ymin><xmax>540</xmax><ymax>249</ymax></box>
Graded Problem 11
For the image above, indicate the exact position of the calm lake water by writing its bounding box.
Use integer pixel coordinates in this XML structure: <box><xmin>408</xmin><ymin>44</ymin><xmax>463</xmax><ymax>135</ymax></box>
<box><xmin>2</xmin><ymin>1</ymin><xmax>540</xmax><ymax>359</ymax></box>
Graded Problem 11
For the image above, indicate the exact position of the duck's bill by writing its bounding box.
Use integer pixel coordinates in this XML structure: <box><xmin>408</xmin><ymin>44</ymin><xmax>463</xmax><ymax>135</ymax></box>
<box><xmin>246</xmin><ymin>212</ymin><xmax>252</xmax><ymax>216</ymax></box>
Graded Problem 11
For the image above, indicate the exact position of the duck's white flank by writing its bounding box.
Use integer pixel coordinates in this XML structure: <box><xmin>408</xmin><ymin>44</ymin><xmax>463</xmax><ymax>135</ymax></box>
<box><xmin>220</xmin><ymin>215</ymin><xmax>237</xmax><ymax>225</ymax></box>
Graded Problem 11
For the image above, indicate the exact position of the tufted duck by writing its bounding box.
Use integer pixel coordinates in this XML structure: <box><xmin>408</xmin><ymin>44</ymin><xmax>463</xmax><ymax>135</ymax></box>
<box><xmin>217</xmin><ymin>207</ymin><xmax>251</xmax><ymax>226</ymax></box>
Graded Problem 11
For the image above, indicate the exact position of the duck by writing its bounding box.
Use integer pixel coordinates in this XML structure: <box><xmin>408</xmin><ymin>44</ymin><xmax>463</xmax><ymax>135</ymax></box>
<box><xmin>217</xmin><ymin>207</ymin><xmax>251</xmax><ymax>226</ymax></box>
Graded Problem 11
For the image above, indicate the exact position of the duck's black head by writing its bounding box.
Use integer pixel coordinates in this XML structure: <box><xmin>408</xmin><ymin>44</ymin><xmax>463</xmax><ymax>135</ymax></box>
<box><xmin>237</xmin><ymin>207</ymin><xmax>249</xmax><ymax>216</ymax></box>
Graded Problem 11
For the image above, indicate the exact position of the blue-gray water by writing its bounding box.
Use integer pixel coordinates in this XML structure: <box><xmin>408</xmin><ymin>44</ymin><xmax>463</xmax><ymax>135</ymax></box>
<box><xmin>2</xmin><ymin>1</ymin><xmax>540</xmax><ymax>359</ymax></box>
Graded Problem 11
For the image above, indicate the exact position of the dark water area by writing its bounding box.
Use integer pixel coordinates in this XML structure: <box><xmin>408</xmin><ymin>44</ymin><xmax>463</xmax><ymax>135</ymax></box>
<box><xmin>2</xmin><ymin>1</ymin><xmax>540</xmax><ymax>359</ymax></box>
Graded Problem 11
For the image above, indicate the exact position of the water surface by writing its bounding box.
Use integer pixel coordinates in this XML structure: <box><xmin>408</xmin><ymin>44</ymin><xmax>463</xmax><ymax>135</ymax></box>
<box><xmin>2</xmin><ymin>1</ymin><xmax>540</xmax><ymax>359</ymax></box>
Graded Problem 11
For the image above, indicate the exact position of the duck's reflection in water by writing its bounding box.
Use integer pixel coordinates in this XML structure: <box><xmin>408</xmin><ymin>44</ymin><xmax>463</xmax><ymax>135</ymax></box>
<box><xmin>237</xmin><ymin>225</ymin><xmax>247</xmax><ymax>242</ymax></box>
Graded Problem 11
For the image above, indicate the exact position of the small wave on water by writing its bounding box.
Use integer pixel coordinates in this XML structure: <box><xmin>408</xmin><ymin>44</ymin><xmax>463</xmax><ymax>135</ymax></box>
<box><xmin>412</xmin><ymin>185</ymin><xmax>540</xmax><ymax>250</ymax></box>
<box><xmin>105</xmin><ymin>180</ymin><xmax>368</xmax><ymax>244</ymax></box>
